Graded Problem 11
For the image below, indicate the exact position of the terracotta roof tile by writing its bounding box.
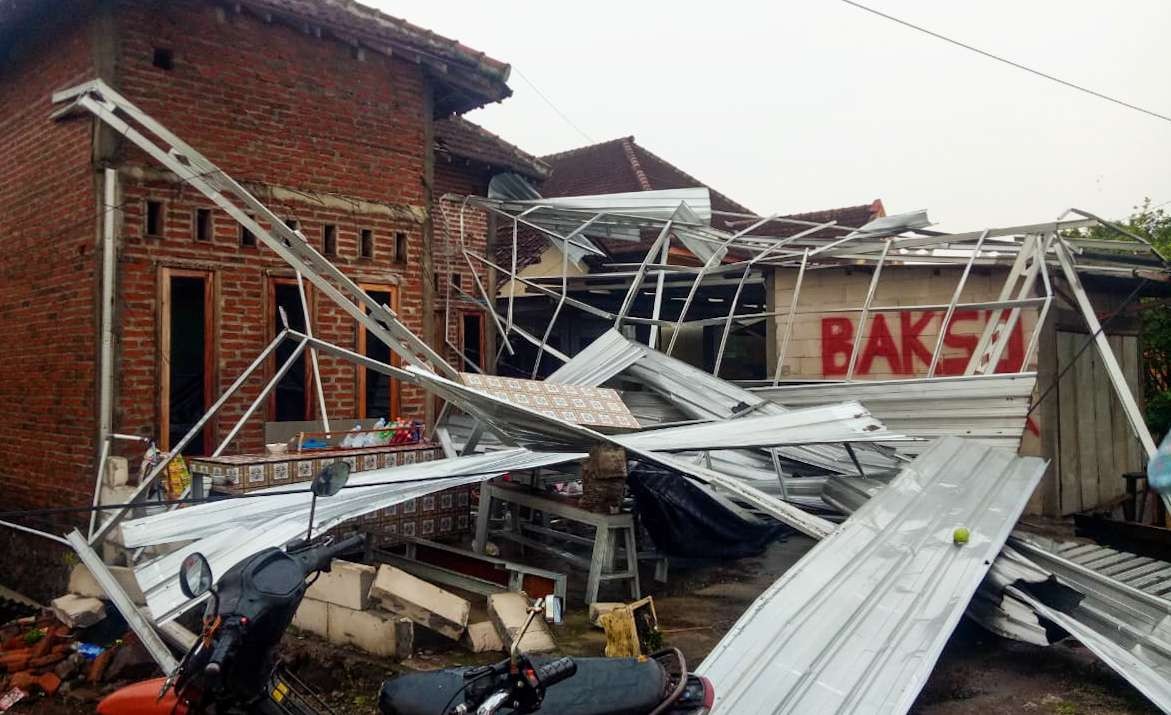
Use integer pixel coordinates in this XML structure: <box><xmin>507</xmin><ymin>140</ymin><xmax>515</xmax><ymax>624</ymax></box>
<box><xmin>1</xmin><ymin>0</ymin><xmax>512</xmax><ymax>115</ymax></box>
<box><xmin>435</xmin><ymin>117</ymin><xmax>549</xmax><ymax>180</ymax></box>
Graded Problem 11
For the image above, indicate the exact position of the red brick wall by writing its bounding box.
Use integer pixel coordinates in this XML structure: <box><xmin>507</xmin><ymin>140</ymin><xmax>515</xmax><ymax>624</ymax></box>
<box><xmin>0</xmin><ymin>7</ymin><xmax>98</xmax><ymax>512</ymax></box>
<box><xmin>108</xmin><ymin>0</ymin><xmax>434</xmax><ymax>456</ymax></box>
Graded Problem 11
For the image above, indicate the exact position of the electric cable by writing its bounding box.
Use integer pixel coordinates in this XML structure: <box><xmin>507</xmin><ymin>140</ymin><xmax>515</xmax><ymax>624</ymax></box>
<box><xmin>842</xmin><ymin>0</ymin><xmax>1171</xmax><ymax>125</ymax></box>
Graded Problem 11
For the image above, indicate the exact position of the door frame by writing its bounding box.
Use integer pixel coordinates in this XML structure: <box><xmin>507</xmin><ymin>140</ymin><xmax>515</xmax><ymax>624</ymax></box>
<box><xmin>158</xmin><ymin>266</ymin><xmax>216</xmax><ymax>453</ymax></box>
<box><xmin>459</xmin><ymin>309</ymin><xmax>487</xmax><ymax>372</ymax></box>
<box><xmin>356</xmin><ymin>282</ymin><xmax>401</xmax><ymax>419</ymax></box>
<box><xmin>266</xmin><ymin>276</ymin><xmax>315</xmax><ymax>421</ymax></box>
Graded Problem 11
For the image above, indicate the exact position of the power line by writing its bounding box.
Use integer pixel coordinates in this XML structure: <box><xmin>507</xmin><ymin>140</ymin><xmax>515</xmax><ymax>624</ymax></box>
<box><xmin>841</xmin><ymin>0</ymin><xmax>1171</xmax><ymax>126</ymax></box>
<box><xmin>513</xmin><ymin>67</ymin><xmax>595</xmax><ymax>144</ymax></box>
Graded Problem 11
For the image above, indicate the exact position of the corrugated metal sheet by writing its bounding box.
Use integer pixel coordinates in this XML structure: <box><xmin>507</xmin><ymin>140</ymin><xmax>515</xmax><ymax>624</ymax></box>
<box><xmin>1033</xmin><ymin>538</ymin><xmax>1171</xmax><ymax>598</ymax></box>
<box><xmin>698</xmin><ymin>437</ymin><xmax>1047</xmax><ymax>714</ymax></box>
<box><xmin>127</xmin><ymin>449</ymin><xmax>585</xmax><ymax>622</ymax></box>
<box><xmin>549</xmin><ymin>329</ymin><xmax>899</xmax><ymax>474</ymax></box>
<box><xmin>413</xmin><ymin>365</ymin><xmax>838</xmax><ymax>539</ymax></box>
<box><xmin>1004</xmin><ymin>536</ymin><xmax>1171</xmax><ymax>711</ymax></box>
<box><xmin>615</xmin><ymin>401</ymin><xmax>910</xmax><ymax>452</ymax></box>
<box><xmin>822</xmin><ymin>472</ymin><xmax>1053</xmax><ymax>646</ymax></box>
<box><xmin>752</xmin><ymin>373</ymin><xmax>1037</xmax><ymax>454</ymax></box>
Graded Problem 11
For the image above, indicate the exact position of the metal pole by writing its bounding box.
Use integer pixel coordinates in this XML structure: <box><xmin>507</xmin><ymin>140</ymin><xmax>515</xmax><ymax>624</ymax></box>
<box><xmin>90</xmin><ymin>330</ymin><xmax>289</xmax><ymax>544</ymax></box>
<box><xmin>615</xmin><ymin>220</ymin><xmax>672</xmax><ymax>329</ymax></box>
<box><xmin>212</xmin><ymin>338</ymin><xmax>308</xmax><ymax>456</ymax></box>
<box><xmin>508</xmin><ymin>217</ymin><xmax>519</xmax><ymax>332</ymax></box>
<box><xmin>648</xmin><ymin>231</ymin><xmax>672</xmax><ymax>350</ymax></box>
<box><xmin>296</xmin><ymin>272</ymin><xmax>330</xmax><ymax>434</ymax></box>
<box><xmin>1</xmin><ymin>520</ymin><xmax>70</xmax><ymax>546</ymax></box>
<box><xmin>284</xmin><ymin>330</ymin><xmax>414</xmax><ymax>381</ymax></box>
<box><xmin>1021</xmin><ymin>234</ymin><xmax>1055</xmax><ymax>370</ymax></box>
<box><xmin>964</xmin><ymin>234</ymin><xmax>1036</xmax><ymax>376</ymax></box>
<box><xmin>845</xmin><ymin>240</ymin><xmax>891</xmax><ymax>380</ymax></box>
<box><xmin>463</xmin><ymin>249</ymin><xmax>514</xmax><ymax>356</ymax></box>
<box><xmin>713</xmin><ymin>265</ymin><xmax>752</xmax><ymax>376</ymax></box>
<box><xmin>978</xmin><ymin>236</ymin><xmax>1044</xmax><ymax>374</ymax></box>
<box><xmin>1053</xmin><ymin>242</ymin><xmax>1157</xmax><ymax>458</ymax></box>
<box><xmin>87</xmin><ymin>437</ymin><xmax>112</xmax><ymax>540</ymax></box>
<box><xmin>666</xmin><ymin>213</ymin><xmax>781</xmax><ymax>355</ymax></box>
<box><xmin>533</xmin><ymin>233</ymin><xmax>570</xmax><ymax>379</ymax></box>
<box><xmin>65</xmin><ymin>530</ymin><xmax>178</xmax><ymax>674</ymax></box>
<box><xmin>927</xmin><ymin>229</ymin><xmax>989</xmax><ymax>377</ymax></box>
<box><xmin>91</xmin><ymin>168</ymin><xmax>118</xmax><ymax>541</ymax></box>
<box><xmin>99</xmin><ymin>167</ymin><xmax>117</xmax><ymax>444</ymax></box>
<box><xmin>532</xmin><ymin>214</ymin><xmax>603</xmax><ymax>377</ymax></box>
<box><xmin>772</xmin><ymin>249</ymin><xmax>809</xmax><ymax>385</ymax></box>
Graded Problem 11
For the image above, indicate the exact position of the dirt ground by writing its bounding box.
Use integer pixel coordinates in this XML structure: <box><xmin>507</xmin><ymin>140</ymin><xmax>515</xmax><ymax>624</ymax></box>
<box><xmin>12</xmin><ymin>533</ymin><xmax>1160</xmax><ymax>714</ymax></box>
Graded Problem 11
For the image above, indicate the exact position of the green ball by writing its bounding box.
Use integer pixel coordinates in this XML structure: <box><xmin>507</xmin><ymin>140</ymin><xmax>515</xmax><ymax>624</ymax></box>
<box><xmin>953</xmin><ymin>527</ymin><xmax>970</xmax><ymax>545</ymax></box>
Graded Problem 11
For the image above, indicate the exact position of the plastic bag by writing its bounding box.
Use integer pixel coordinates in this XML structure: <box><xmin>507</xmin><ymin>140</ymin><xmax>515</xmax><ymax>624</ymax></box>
<box><xmin>1147</xmin><ymin>429</ymin><xmax>1171</xmax><ymax>494</ymax></box>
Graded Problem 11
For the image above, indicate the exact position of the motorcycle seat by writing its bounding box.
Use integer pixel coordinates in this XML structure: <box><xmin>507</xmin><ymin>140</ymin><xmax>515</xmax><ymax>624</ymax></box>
<box><xmin>380</xmin><ymin>656</ymin><xmax>668</xmax><ymax>715</ymax></box>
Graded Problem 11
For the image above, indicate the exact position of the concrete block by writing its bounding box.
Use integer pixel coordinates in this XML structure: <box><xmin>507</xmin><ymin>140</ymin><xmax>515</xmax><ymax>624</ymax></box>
<box><xmin>327</xmin><ymin>603</ymin><xmax>407</xmax><ymax>658</ymax></box>
<box><xmin>291</xmin><ymin>597</ymin><xmax>329</xmax><ymax>639</ymax></box>
<box><xmin>98</xmin><ymin>486</ymin><xmax>141</xmax><ymax>526</ymax></box>
<box><xmin>464</xmin><ymin>621</ymin><xmax>504</xmax><ymax>653</ymax></box>
<box><xmin>51</xmin><ymin>594</ymin><xmax>106</xmax><ymax>629</ymax></box>
<box><xmin>306</xmin><ymin>559</ymin><xmax>376</xmax><ymax>611</ymax></box>
<box><xmin>68</xmin><ymin>564</ymin><xmax>146</xmax><ymax>605</ymax></box>
<box><xmin>104</xmin><ymin>456</ymin><xmax>130</xmax><ymax>488</ymax></box>
<box><xmin>487</xmin><ymin>593</ymin><xmax>555</xmax><ymax>654</ymax></box>
<box><xmin>588</xmin><ymin>602</ymin><xmax>625</xmax><ymax>629</ymax></box>
<box><xmin>369</xmin><ymin>565</ymin><xmax>469</xmax><ymax>641</ymax></box>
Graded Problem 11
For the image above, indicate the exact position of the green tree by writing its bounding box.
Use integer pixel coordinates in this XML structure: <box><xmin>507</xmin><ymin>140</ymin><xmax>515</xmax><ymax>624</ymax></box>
<box><xmin>1080</xmin><ymin>200</ymin><xmax>1171</xmax><ymax>436</ymax></box>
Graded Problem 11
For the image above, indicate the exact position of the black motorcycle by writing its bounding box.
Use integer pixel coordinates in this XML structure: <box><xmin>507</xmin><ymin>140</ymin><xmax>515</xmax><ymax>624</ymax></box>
<box><xmin>97</xmin><ymin>463</ymin><xmax>715</xmax><ymax>715</ymax></box>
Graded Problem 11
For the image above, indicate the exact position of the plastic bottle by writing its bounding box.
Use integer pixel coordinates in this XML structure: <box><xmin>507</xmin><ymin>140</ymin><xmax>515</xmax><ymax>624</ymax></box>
<box><xmin>340</xmin><ymin>424</ymin><xmax>362</xmax><ymax>449</ymax></box>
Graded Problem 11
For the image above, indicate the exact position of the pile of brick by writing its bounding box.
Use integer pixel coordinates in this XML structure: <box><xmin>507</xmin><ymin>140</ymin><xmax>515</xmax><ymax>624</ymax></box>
<box><xmin>291</xmin><ymin>560</ymin><xmax>555</xmax><ymax>658</ymax></box>
<box><xmin>0</xmin><ymin>614</ymin><xmax>156</xmax><ymax>707</ymax></box>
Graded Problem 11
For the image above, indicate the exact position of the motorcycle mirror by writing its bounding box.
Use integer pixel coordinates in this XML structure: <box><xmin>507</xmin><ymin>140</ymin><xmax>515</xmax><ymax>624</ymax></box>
<box><xmin>179</xmin><ymin>552</ymin><xmax>213</xmax><ymax>599</ymax></box>
<box><xmin>311</xmin><ymin>461</ymin><xmax>351</xmax><ymax>498</ymax></box>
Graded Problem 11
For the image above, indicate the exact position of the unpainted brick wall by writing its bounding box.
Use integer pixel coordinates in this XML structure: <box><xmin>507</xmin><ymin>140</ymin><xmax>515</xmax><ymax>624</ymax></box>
<box><xmin>0</xmin><ymin>7</ymin><xmax>99</xmax><ymax>514</ymax></box>
<box><xmin>105</xmin><ymin>0</ymin><xmax>436</xmax><ymax>454</ymax></box>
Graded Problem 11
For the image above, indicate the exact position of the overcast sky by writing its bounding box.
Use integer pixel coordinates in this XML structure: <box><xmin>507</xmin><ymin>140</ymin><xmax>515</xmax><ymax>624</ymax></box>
<box><xmin>376</xmin><ymin>0</ymin><xmax>1171</xmax><ymax>231</ymax></box>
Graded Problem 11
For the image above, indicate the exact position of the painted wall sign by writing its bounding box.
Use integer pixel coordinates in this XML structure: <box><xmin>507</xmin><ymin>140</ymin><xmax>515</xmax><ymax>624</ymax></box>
<box><xmin>821</xmin><ymin>310</ymin><xmax>1025</xmax><ymax>377</ymax></box>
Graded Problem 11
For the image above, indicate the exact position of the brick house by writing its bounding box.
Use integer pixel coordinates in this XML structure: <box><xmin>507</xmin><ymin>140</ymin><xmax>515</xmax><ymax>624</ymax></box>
<box><xmin>0</xmin><ymin>0</ymin><xmax>545</xmax><ymax>536</ymax></box>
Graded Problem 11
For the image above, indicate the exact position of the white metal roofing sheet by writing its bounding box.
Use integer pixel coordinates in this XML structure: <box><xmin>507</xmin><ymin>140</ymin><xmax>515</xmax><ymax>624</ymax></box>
<box><xmin>128</xmin><ymin>449</ymin><xmax>585</xmax><ymax>622</ymax></box>
<box><xmin>698</xmin><ymin>437</ymin><xmax>1046</xmax><ymax>714</ymax></box>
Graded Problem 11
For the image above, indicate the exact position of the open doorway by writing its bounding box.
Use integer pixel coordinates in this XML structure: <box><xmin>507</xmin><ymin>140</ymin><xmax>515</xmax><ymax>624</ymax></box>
<box><xmin>160</xmin><ymin>268</ymin><xmax>215</xmax><ymax>454</ymax></box>
<box><xmin>269</xmin><ymin>278</ymin><xmax>312</xmax><ymax>421</ymax></box>
<box><xmin>357</xmin><ymin>284</ymin><xmax>401</xmax><ymax>421</ymax></box>
<box><xmin>460</xmin><ymin>311</ymin><xmax>485</xmax><ymax>372</ymax></box>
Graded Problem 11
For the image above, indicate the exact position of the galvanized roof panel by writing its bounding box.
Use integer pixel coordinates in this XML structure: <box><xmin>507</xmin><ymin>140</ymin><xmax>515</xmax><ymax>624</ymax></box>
<box><xmin>1004</xmin><ymin>536</ymin><xmax>1171</xmax><ymax>711</ymax></box>
<box><xmin>615</xmin><ymin>401</ymin><xmax>910</xmax><ymax>452</ymax></box>
<box><xmin>698</xmin><ymin>437</ymin><xmax>1047</xmax><ymax>714</ymax></box>
<box><xmin>128</xmin><ymin>449</ymin><xmax>585</xmax><ymax>622</ymax></box>
<box><xmin>752</xmin><ymin>373</ymin><xmax>1037</xmax><ymax>454</ymax></box>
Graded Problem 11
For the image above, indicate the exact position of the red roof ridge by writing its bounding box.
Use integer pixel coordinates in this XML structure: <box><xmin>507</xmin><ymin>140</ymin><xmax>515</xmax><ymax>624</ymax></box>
<box><xmin>620</xmin><ymin>137</ymin><xmax>654</xmax><ymax>191</ymax></box>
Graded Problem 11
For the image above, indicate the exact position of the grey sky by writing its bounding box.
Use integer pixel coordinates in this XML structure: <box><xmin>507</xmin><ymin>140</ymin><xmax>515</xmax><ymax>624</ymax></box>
<box><xmin>376</xmin><ymin>0</ymin><xmax>1171</xmax><ymax>231</ymax></box>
